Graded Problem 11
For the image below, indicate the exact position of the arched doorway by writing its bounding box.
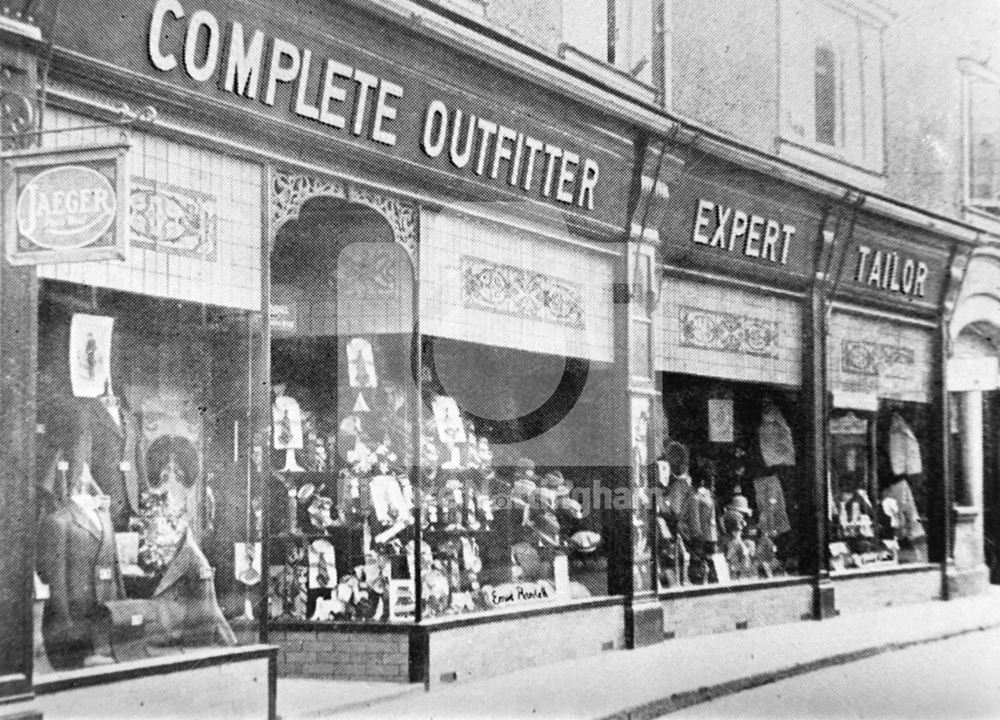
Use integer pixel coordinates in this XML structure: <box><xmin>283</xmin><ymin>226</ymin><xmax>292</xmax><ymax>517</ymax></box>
<box><xmin>266</xmin><ymin>173</ymin><xmax>419</xmax><ymax>622</ymax></box>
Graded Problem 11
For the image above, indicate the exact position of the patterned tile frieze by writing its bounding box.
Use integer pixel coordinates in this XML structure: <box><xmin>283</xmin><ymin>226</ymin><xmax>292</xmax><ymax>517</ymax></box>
<box><xmin>130</xmin><ymin>177</ymin><xmax>218</xmax><ymax>258</ymax></box>
<box><xmin>678</xmin><ymin>306</ymin><xmax>780</xmax><ymax>358</ymax></box>
<box><xmin>828</xmin><ymin>312</ymin><xmax>931</xmax><ymax>403</ymax></box>
<box><xmin>461</xmin><ymin>256</ymin><xmax>585</xmax><ymax>328</ymax></box>
<box><xmin>841</xmin><ymin>340</ymin><xmax>916</xmax><ymax>378</ymax></box>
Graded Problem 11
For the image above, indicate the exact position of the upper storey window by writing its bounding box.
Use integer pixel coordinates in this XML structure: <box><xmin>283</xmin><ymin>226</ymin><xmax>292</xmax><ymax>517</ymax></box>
<box><xmin>962</xmin><ymin>60</ymin><xmax>1000</xmax><ymax>218</ymax></box>
<box><xmin>779</xmin><ymin>0</ymin><xmax>891</xmax><ymax>174</ymax></box>
<box><xmin>561</xmin><ymin>0</ymin><xmax>663</xmax><ymax>102</ymax></box>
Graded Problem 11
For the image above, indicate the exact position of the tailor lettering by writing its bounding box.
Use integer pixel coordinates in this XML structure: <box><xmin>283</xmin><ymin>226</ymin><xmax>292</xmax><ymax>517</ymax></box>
<box><xmin>854</xmin><ymin>245</ymin><xmax>929</xmax><ymax>298</ymax></box>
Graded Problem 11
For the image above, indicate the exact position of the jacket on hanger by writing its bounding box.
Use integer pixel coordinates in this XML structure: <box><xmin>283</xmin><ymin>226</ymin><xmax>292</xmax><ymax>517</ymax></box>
<box><xmin>662</xmin><ymin>474</ymin><xmax>695</xmax><ymax>535</ymax></box>
<box><xmin>680</xmin><ymin>487</ymin><xmax>719</xmax><ymax>543</ymax></box>
<box><xmin>882</xmin><ymin>478</ymin><xmax>926</xmax><ymax>542</ymax></box>
<box><xmin>889</xmin><ymin>413</ymin><xmax>923</xmax><ymax>477</ymax></box>
<box><xmin>754</xmin><ymin>474</ymin><xmax>792</xmax><ymax>538</ymax></box>
<box><xmin>759</xmin><ymin>404</ymin><xmax>796</xmax><ymax>468</ymax></box>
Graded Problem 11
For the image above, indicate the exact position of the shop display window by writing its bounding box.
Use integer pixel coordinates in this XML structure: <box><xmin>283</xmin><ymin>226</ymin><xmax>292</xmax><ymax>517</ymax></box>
<box><xmin>34</xmin><ymin>280</ymin><xmax>259</xmax><ymax>674</ymax></box>
<box><xmin>420</xmin><ymin>337</ymin><xmax>610</xmax><ymax>615</ymax></box>
<box><xmin>658</xmin><ymin>375</ymin><xmax>809</xmax><ymax>589</ymax></box>
<box><xmin>267</xmin><ymin>197</ymin><xmax>418</xmax><ymax>624</ymax></box>
<box><xmin>267</xmin><ymin>195</ymin><xmax>612</xmax><ymax>623</ymax></box>
<box><xmin>828</xmin><ymin>401</ymin><xmax>931</xmax><ymax>571</ymax></box>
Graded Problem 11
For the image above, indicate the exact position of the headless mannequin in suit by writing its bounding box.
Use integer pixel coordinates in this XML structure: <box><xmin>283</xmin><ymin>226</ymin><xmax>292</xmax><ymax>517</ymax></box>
<box><xmin>73</xmin><ymin>394</ymin><xmax>146</xmax><ymax>531</ymax></box>
<box><xmin>37</xmin><ymin>471</ymin><xmax>124</xmax><ymax>669</ymax></box>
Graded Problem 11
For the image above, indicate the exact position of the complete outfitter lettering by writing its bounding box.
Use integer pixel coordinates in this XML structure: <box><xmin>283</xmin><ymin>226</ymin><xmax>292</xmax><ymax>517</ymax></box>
<box><xmin>147</xmin><ymin>0</ymin><xmax>603</xmax><ymax>211</ymax></box>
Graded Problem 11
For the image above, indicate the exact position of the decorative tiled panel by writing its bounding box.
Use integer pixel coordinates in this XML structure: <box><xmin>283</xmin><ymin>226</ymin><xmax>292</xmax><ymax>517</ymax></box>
<box><xmin>130</xmin><ymin>177</ymin><xmax>218</xmax><ymax>259</ymax></box>
<box><xmin>461</xmin><ymin>256</ymin><xmax>585</xmax><ymax>328</ymax></box>
<box><xmin>828</xmin><ymin>311</ymin><xmax>932</xmax><ymax>403</ymax></box>
<box><xmin>840</xmin><ymin>340</ymin><xmax>914</xmax><ymax>377</ymax></box>
<box><xmin>657</xmin><ymin>278</ymin><xmax>802</xmax><ymax>387</ymax></box>
<box><xmin>679</xmin><ymin>307</ymin><xmax>780</xmax><ymax>359</ymax></box>
<box><xmin>36</xmin><ymin>109</ymin><xmax>262</xmax><ymax>311</ymax></box>
<box><xmin>420</xmin><ymin>209</ymin><xmax>614</xmax><ymax>362</ymax></box>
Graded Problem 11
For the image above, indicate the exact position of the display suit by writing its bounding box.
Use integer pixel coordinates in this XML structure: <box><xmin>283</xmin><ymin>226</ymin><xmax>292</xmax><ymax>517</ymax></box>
<box><xmin>38</xmin><ymin>499</ymin><xmax>125</xmax><ymax>668</ymax></box>
<box><xmin>73</xmin><ymin>397</ymin><xmax>146</xmax><ymax>531</ymax></box>
<box><xmin>150</xmin><ymin>528</ymin><xmax>237</xmax><ymax>647</ymax></box>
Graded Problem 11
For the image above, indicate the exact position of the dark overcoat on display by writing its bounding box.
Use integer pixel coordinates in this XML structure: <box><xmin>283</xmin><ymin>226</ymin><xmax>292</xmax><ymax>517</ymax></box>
<box><xmin>37</xmin><ymin>501</ymin><xmax>125</xmax><ymax>666</ymax></box>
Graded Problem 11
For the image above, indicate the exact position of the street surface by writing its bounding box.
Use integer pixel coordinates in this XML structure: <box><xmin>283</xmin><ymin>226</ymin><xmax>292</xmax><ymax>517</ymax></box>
<box><xmin>671</xmin><ymin>626</ymin><xmax>1000</xmax><ymax>719</ymax></box>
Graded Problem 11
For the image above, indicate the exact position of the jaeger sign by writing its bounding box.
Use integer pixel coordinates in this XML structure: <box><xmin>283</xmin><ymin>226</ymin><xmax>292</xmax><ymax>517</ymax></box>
<box><xmin>5</xmin><ymin>144</ymin><xmax>130</xmax><ymax>265</ymax></box>
<box><xmin>128</xmin><ymin>0</ymin><xmax>621</xmax><ymax>223</ymax></box>
<box><xmin>17</xmin><ymin>166</ymin><xmax>117</xmax><ymax>249</ymax></box>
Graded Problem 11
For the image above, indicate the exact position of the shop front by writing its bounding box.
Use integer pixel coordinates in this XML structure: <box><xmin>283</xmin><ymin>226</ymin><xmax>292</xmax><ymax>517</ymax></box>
<box><xmin>824</xmin><ymin>210</ymin><xmax>969</xmax><ymax>611</ymax></box>
<box><xmin>649</xmin><ymin>136</ymin><xmax>975</xmax><ymax>635</ymax></box>
<box><xmin>2</xmin><ymin>0</ymin><xmax>650</xmax><ymax>702</ymax></box>
<box><xmin>17</xmin><ymin>113</ymin><xmax>275</xmax><ymax>720</ymax></box>
<box><xmin>653</xmin><ymin>147</ymin><xmax>823</xmax><ymax>637</ymax></box>
<box><xmin>0</xmin><ymin>1</ymin><xmax>989</xmax><ymax>713</ymax></box>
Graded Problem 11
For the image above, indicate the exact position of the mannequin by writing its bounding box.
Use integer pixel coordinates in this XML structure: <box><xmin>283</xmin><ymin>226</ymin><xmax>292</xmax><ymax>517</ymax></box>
<box><xmin>38</xmin><ymin>465</ymin><xmax>124</xmax><ymax>669</ymax></box>
<box><xmin>74</xmin><ymin>386</ymin><xmax>146</xmax><ymax>531</ymax></box>
<box><xmin>658</xmin><ymin>441</ymin><xmax>693</xmax><ymax>587</ymax></box>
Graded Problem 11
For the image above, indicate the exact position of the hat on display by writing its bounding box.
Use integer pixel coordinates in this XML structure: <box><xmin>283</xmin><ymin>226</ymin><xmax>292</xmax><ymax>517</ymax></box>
<box><xmin>557</xmin><ymin>495</ymin><xmax>584</xmax><ymax>520</ymax></box>
<box><xmin>512</xmin><ymin>541</ymin><xmax>544</xmax><ymax>580</ymax></box>
<box><xmin>569</xmin><ymin>530</ymin><xmax>601</xmax><ymax>554</ymax></box>
<box><xmin>512</xmin><ymin>477</ymin><xmax>538</xmax><ymax>503</ymax></box>
<box><xmin>726</xmin><ymin>491</ymin><xmax>752</xmax><ymax>516</ymax></box>
<box><xmin>538</xmin><ymin>487</ymin><xmax>559</xmax><ymax>511</ymax></box>
<box><xmin>541</xmin><ymin>470</ymin><xmax>569</xmax><ymax>491</ymax></box>
<box><xmin>422</xmin><ymin>568</ymin><xmax>450</xmax><ymax>608</ymax></box>
<box><xmin>296</xmin><ymin>483</ymin><xmax>315</xmax><ymax>503</ymax></box>
<box><xmin>514</xmin><ymin>457</ymin><xmax>536</xmax><ymax>476</ymax></box>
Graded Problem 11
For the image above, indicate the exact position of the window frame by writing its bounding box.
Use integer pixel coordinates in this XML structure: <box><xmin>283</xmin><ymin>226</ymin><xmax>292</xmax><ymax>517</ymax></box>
<box><xmin>777</xmin><ymin>0</ymin><xmax>892</xmax><ymax>176</ymax></box>
<box><xmin>960</xmin><ymin>58</ymin><xmax>1000</xmax><ymax>220</ymax></box>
